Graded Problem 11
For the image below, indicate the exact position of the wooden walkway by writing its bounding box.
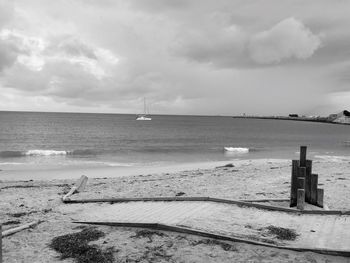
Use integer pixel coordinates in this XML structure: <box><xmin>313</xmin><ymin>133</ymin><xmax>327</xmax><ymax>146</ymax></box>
<box><xmin>61</xmin><ymin>200</ymin><xmax>350</xmax><ymax>256</ymax></box>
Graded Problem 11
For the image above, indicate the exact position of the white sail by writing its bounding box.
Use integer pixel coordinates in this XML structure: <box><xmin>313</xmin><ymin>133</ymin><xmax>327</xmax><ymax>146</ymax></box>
<box><xmin>136</xmin><ymin>98</ymin><xmax>152</xmax><ymax>120</ymax></box>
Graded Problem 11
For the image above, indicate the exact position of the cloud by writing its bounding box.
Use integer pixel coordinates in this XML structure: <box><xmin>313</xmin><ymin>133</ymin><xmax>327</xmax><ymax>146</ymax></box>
<box><xmin>55</xmin><ymin>37</ymin><xmax>97</xmax><ymax>60</ymax></box>
<box><xmin>249</xmin><ymin>18</ymin><xmax>321</xmax><ymax>64</ymax></box>
<box><xmin>1</xmin><ymin>27</ymin><xmax>120</xmax><ymax>107</ymax></box>
<box><xmin>327</xmin><ymin>91</ymin><xmax>350</xmax><ymax>113</ymax></box>
<box><xmin>129</xmin><ymin>0</ymin><xmax>189</xmax><ymax>13</ymax></box>
<box><xmin>172</xmin><ymin>25</ymin><xmax>249</xmax><ymax>67</ymax></box>
<box><xmin>0</xmin><ymin>0</ymin><xmax>14</xmax><ymax>28</ymax></box>
<box><xmin>173</xmin><ymin>17</ymin><xmax>321</xmax><ymax>68</ymax></box>
<box><xmin>0</xmin><ymin>1</ymin><xmax>19</xmax><ymax>71</ymax></box>
<box><xmin>0</xmin><ymin>40</ymin><xmax>20</xmax><ymax>71</ymax></box>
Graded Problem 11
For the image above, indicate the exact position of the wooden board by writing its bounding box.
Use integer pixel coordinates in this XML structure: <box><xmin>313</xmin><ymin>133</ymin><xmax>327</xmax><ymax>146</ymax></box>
<box><xmin>61</xmin><ymin>200</ymin><xmax>350</xmax><ymax>254</ymax></box>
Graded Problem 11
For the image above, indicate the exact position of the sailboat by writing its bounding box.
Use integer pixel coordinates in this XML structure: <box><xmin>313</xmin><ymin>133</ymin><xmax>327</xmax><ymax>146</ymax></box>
<box><xmin>136</xmin><ymin>98</ymin><xmax>152</xmax><ymax>120</ymax></box>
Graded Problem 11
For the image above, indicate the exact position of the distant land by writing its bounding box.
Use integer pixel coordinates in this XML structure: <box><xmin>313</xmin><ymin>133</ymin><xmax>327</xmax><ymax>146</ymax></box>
<box><xmin>233</xmin><ymin>110</ymin><xmax>350</xmax><ymax>125</ymax></box>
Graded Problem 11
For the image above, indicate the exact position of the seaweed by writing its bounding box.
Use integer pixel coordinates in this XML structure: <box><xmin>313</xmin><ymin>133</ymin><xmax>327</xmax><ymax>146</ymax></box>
<box><xmin>49</xmin><ymin>227</ymin><xmax>114</xmax><ymax>263</ymax></box>
<box><xmin>265</xmin><ymin>225</ymin><xmax>298</xmax><ymax>240</ymax></box>
<box><xmin>130</xmin><ymin>229</ymin><xmax>167</xmax><ymax>243</ymax></box>
<box><xmin>124</xmin><ymin>245</ymin><xmax>173</xmax><ymax>262</ymax></box>
<box><xmin>1</xmin><ymin>185</ymin><xmax>40</xmax><ymax>189</ymax></box>
<box><xmin>1</xmin><ymin>183</ymin><xmax>69</xmax><ymax>190</ymax></box>
<box><xmin>10</xmin><ymin>212</ymin><xmax>28</xmax><ymax>218</ymax></box>
<box><xmin>3</xmin><ymin>220</ymin><xmax>20</xmax><ymax>225</ymax></box>
<box><xmin>9</xmin><ymin>208</ymin><xmax>51</xmax><ymax>218</ymax></box>
<box><xmin>190</xmin><ymin>239</ymin><xmax>237</xmax><ymax>251</ymax></box>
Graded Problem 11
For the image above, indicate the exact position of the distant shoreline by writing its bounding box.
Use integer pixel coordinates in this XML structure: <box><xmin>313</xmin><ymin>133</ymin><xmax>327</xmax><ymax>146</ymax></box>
<box><xmin>232</xmin><ymin>116</ymin><xmax>350</xmax><ymax>125</ymax></box>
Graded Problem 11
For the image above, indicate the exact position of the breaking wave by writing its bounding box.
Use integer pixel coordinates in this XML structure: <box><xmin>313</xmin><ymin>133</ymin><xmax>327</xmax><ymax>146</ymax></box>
<box><xmin>224</xmin><ymin>147</ymin><xmax>249</xmax><ymax>153</ymax></box>
<box><xmin>0</xmin><ymin>149</ymin><xmax>97</xmax><ymax>158</ymax></box>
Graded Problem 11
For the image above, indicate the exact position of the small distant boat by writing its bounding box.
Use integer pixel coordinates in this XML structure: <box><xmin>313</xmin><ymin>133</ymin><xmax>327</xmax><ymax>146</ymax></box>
<box><xmin>136</xmin><ymin>98</ymin><xmax>152</xmax><ymax>121</ymax></box>
<box><xmin>136</xmin><ymin>115</ymin><xmax>152</xmax><ymax>121</ymax></box>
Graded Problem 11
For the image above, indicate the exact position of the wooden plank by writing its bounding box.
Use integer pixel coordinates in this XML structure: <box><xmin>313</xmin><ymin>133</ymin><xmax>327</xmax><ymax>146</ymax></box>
<box><xmin>209</xmin><ymin>198</ymin><xmax>300</xmax><ymax>213</ymax></box>
<box><xmin>297</xmin><ymin>189</ymin><xmax>305</xmax><ymax>210</ymax></box>
<box><xmin>70</xmin><ymin>202</ymin><xmax>350</xmax><ymax>252</ymax></box>
<box><xmin>2</xmin><ymin>221</ymin><xmax>41</xmax><ymax>237</ymax></box>
<box><xmin>300</xmin><ymin>146</ymin><xmax>307</xmax><ymax>167</ymax></box>
<box><xmin>302</xmin><ymin>210</ymin><xmax>343</xmax><ymax>215</ymax></box>
<box><xmin>240</xmin><ymin>198</ymin><xmax>290</xmax><ymax>203</ymax></box>
<box><xmin>310</xmin><ymin>174</ymin><xmax>318</xmax><ymax>204</ymax></box>
<box><xmin>317</xmin><ymin>188</ymin><xmax>324</xmax><ymax>208</ymax></box>
<box><xmin>64</xmin><ymin>196</ymin><xmax>349</xmax><ymax>215</ymax></box>
<box><xmin>73</xmin><ymin>221</ymin><xmax>350</xmax><ymax>257</ymax></box>
<box><xmin>62</xmin><ymin>175</ymin><xmax>88</xmax><ymax>201</ymax></box>
<box><xmin>64</xmin><ymin>196</ymin><xmax>210</xmax><ymax>203</ymax></box>
<box><xmin>290</xmin><ymin>160</ymin><xmax>299</xmax><ymax>207</ymax></box>
<box><xmin>76</xmin><ymin>175</ymin><xmax>88</xmax><ymax>192</ymax></box>
<box><xmin>305</xmin><ymin>160</ymin><xmax>312</xmax><ymax>203</ymax></box>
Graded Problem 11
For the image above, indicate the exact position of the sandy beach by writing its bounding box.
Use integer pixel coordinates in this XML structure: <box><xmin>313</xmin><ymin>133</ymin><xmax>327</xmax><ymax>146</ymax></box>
<box><xmin>1</xmin><ymin>158</ymin><xmax>349</xmax><ymax>262</ymax></box>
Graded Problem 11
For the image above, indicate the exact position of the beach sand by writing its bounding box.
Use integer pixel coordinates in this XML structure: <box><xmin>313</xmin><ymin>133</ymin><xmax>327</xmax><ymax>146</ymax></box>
<box><xmin>1</xmin><ymin>158</ymin><xmax>349</xmax><ymax>262</ymax></box>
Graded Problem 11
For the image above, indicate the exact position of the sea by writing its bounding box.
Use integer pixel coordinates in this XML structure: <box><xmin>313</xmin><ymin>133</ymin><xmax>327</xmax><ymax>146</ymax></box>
<box><xmin>1</xmin><ymin>111</ymin><xmax>350</xmax><ymax>174</ymax></box>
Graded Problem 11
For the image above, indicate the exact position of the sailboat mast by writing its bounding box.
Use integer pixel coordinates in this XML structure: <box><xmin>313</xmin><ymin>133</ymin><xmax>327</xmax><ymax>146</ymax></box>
<box><xmin>144</xmin><ymin>97</ymin><xmax>146</xmax><ymax>115</ymax></box>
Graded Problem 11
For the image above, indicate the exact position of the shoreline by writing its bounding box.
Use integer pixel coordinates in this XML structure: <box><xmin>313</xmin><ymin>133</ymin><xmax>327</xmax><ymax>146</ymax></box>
<box><xmin>0</xmin><ymin>158</ymin><xmax>289</xmax><ymax>181</ymax></box>
<box><xmin>232</xmin><ymin>116</ymin><xmax>350</xmax><ymax>125</ymax></box>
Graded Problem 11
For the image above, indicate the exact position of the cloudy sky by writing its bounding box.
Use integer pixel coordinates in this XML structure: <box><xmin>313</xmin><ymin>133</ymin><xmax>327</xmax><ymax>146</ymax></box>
<box><xmin>0</xmin><ymin>0</ymin><xmax>349</xmax><ymax>115</ymax></box>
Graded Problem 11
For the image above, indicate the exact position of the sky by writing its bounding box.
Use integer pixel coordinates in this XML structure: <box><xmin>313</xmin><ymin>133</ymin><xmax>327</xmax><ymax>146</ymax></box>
<box><xmin>0</xmin><ymin>0</ymin><xmax>350</xmax><ymax>116</ymax></box>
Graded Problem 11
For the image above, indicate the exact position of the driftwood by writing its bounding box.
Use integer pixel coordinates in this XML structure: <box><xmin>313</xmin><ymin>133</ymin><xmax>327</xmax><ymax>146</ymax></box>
<box><xmin>63</xmin><ymin>196</ymin><xmax>349</xmax><ymax>215</ymax></box>
<box><xmin>2</xmin><ymin>221</ymin><xmax>41</xmax><ymax>237</ymax></box>
<box><xmin>62</xmin><ymin>175</ymin><xmax>88</xmax><ymax>201</ymax></box>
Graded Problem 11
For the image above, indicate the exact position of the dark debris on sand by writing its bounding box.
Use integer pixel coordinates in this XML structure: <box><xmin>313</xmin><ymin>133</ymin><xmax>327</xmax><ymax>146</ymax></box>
<box><xmin>3</xmin><ymin>220</ymin><xmax>20</xmax><ymax>225</ymax></box>
<box><xmin>216</xmin><ymin>163</ymin><xmax>235</xmax><ymax>168</ymax></box>
<box><xmin>130</xmin><ymin>229</ymin><xmax>167</xmax><ymax>243</ymax></box>
<box><xmin>190</xmin><ymin>239</ymin><xmax>237</xmax><ymax>251</ymax></box>
<box><xmin>265</xmin><ymin>225</ymin><xmax>298</xmax><ymax>240</ymax></box>
<box><xmin>49</xmin><ymin>227</ymin><xmax>114</xmax><ymax>263</ymax></box>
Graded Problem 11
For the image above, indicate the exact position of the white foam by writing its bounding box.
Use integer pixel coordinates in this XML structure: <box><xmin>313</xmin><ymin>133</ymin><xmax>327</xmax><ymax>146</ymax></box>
<box><xmin>25</xmin><ymin>150</ymin><xmax>68</xmax><ymax>156</ymax></box>
<box><xmin>63</xmin><ymin>160</ymin><xmax>135</xmax><ymax>167</ymax></box>
<box><xmin>224</xmin><ymin>147</ymin><xmax>249</xmax><ymax>153</ymax></box>
<box><xmin>97</xmin><ymin>162</ymin><xmax>134</xmax><ymax>167</ymax></box>
<box><xmin>0</xmin><ymin>162</ymin><xmax>25</xmax><ymax>165</ymax></box>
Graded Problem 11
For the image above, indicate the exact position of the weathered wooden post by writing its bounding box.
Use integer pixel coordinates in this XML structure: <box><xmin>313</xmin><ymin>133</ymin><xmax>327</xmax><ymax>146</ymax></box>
<box><xmin>300</xmin><ymin>146</ymin><xmax>307</xmax><ymax>167</ymax></box>
<box><xmin>297</xmin><ymin>167</ymin><xmax>306</xmax><ymax>210</ymax></box>
<box><xmin>290</xmin><ymin>160</ymin><xmax>299</xmax><ymax>207</ymax></box>
<box><xmin>290</xmin><ymin>146</ymin><xmax>309</xmax><ymax>207</ymax></box>
<box><xmin>310</xmin><ymin>173</ymin><xmax>318</xmax><ymax>204</ymax></box>
<box><xmin>297</xmin><ymin>189</ymin><xmax>305</xmax><ymax>210</ymax></box>
<box><xmin>298</xmin><ymin>168</ymin><xmax>306</xmax><ymax>186</ymax></box>
<box><xmin>304</xmin><ymin>160</ymin><xmax>312</xmax><ymax>202</ymax></box>
<box><xmin>290</xmin><ymin>146</ymin><xmax>324</xmax><ymax>209</ymax></box>
<box><xmin>1</xmin><ymin>224</ymin><xmax>2</xmax><ymax>263</ymax></box>
<box><xmin>317</xmin><ymin>188</ymin><xmax>324</xmax><ymax>207</ymax></box>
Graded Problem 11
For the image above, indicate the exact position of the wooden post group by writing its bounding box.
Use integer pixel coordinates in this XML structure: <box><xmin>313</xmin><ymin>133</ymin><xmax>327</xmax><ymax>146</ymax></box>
<box><xmin>290</xmin><ymin>146</ymin><xmax>324</xmax><ymax>209</ymax></box>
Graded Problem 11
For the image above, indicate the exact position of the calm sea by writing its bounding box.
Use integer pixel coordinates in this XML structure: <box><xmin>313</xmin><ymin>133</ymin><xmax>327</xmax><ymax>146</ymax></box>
<box><xmin>1</xmin><ymin>111</ymin><xmax>350</xmax><ymax>171</ymax></box>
